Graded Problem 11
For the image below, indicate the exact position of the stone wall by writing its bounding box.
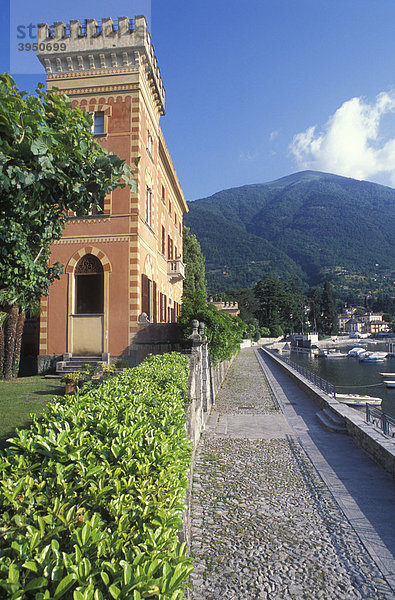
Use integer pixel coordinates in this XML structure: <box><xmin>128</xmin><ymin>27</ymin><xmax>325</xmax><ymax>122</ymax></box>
<box><xmin>260</xmin><ymin>347</ymin><xmax>395</xmax><ymax>477</ymax></box>
<box><xmin>182</xmin><ymin>320</ymin><xmax>234</xmax><ymax>547</ymax></box>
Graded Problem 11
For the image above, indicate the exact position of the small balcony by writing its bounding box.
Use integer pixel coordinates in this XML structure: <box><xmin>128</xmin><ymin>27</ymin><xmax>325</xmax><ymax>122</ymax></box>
<box><xmin>167</xmin><ymin>258</ymin><xmax>185</xmax><ymax>283</ymax></box>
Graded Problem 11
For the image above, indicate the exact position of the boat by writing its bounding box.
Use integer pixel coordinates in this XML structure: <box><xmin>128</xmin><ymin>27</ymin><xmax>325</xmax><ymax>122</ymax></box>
<box><xmin>348</xmin><ymin>347</ymin><xmax>367</xmax><ymax>357</ymax></box>
<box><xmin>384</xmin><ymin>381</ymin><xmax>395</xmax><ymax>388</ymax></box>
<box><xmin>336</xmin><ymin>394</ymin><xmax>382</xmax><ymax>406</ymax></box>
<box><xmin>379</xmin><ymin>373</ymin><xmax>395</xmax><ymax>378</ymax></box>
<box><xmin>359</xmin><ymin>351</ymin><xmax>388</xmax><ymax>362</ymax></box>
<box><xmin>324</xmin><ymin>353</ymin><xmax>348</xmax><ymax>359</ymax></box>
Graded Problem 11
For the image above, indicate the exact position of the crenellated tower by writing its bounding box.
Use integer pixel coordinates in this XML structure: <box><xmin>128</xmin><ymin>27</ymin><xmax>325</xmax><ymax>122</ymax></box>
<box><xmin>36</xmin><ymin>16</ymin><xmax>187</xmax><ymax>366</ymax></box>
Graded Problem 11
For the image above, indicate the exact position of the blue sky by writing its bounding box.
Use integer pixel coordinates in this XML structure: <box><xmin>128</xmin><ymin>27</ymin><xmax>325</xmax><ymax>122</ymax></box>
<box><xmin>2</xmin><ymin>0</ymin><xmax>395</xmax><ymax>199</ymax></box>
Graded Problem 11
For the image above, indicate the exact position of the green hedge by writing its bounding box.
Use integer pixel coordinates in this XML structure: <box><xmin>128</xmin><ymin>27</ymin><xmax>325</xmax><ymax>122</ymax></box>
<box><xmin>179</xmin><ymin>303</ymin><xmax>245</xmax><ymax>365</ymax></box>
<box><xmin>0</xmin><ymin>353</ymin><xmax>193</xmax><ymax>600</ymax></box>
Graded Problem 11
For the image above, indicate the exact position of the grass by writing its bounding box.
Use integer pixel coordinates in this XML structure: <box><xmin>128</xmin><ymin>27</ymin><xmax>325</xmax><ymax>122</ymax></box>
<box><xmin>0</xmin><ymin>376</ymin><xmax>64</xmax><ymax>448</ymax></box>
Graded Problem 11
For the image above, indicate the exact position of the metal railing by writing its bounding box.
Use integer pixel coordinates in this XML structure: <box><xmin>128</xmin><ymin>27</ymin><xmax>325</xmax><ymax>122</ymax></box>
<box><xmin>274</xmin><ymin>353</ymin><xmax>336</xmax><ymax>397</ymax></box>
<box><xmin>366</xmin><ymin>405</ymin><xmax>395</xmax><ymax>438</ymax></box>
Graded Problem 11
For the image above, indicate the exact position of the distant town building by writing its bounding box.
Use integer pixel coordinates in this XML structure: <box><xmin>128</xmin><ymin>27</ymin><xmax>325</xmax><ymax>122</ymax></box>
<box><xmin>344</xmin><ymin>318</ymin><xmax>363</xmax><ymax>334</ymax></box>
<box><xmin>339</xmin><ymin>311</ymin><xmax>389</xmax><ymax>335</ymax></box>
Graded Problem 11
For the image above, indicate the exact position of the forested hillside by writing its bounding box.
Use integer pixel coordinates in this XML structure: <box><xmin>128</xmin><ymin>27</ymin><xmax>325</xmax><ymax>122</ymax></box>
<box><xmin>185</xmin><ymin>171</ymin><xmax>395</xmax><ymax>297</ymax></box>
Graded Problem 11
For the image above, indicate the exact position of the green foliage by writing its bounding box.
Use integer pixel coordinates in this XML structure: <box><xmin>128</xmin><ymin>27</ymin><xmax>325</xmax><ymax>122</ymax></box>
<box><xmin>60</xmin><ymin>370</ymin><xmax>86</xmax><ymax>384</ymax></box>
<box><xmin>181</xmin><ymin>304</ymin><xmax>244</xmax><ymax>365</ymax></box>
<box><xmin>0</xmin><ymin>353</ymin><xmax>193</xmax><ymax>599</ymax></box>
<box><xmin>223</xmin><ymin>288</ymin><xmax>260</xmax><ymax>325</ymax></box>
<box><xmin>182</xmin><ymin>227</ymin><xmax>206</xmax><ymax>310</ymax></box>
<box><xmin>254</xmin><ymin>274</ymin><xmax>306</xmax><ymax>335</ymax></box>
<box><xmin>321</xmin><ymin>281</ymin><xmax>337</xmax><ymax>335</ymax></box>
<box><xmin>182</xmin><ymin>226</ymin><xmax>243</xmax><ymax>363</ymax></box>
<box><xmin>0</xmin><ymin>73</ymin><xmax>134</xmax><ymax>306</ymax></box>
<box><xmin>269</xmin><ymin>324</ymin><xmax>284</xmax><ymax>338</ymax></box>
<box><xmin>308</xmin><ymin>287</ymin><xmax>322</xmax><ymax>332</ymax></box>
<box><xmin>185</xmin><ymin>171</ymin><xmax>395</xmax><ymax>295</ymax></box>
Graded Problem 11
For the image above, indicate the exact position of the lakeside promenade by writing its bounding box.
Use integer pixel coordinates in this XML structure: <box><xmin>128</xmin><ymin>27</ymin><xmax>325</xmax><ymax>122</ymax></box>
<box><xmin>190</xmin><ymin>348</ymin><xmax>395</xmax><ymax>600</ymax></box>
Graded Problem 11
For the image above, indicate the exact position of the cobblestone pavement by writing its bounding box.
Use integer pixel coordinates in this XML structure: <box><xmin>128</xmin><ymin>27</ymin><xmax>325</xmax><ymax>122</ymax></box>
<box><xmin>190</xmin><ymin>348</ymin><xmax>394</xmax><ymax>600</ymax></box>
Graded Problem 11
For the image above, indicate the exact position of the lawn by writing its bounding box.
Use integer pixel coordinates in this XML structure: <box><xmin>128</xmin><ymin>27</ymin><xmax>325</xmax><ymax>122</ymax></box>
<box><xmin>0</xmin><ymin>376</ymin><xmax>64</xmax><ymax>448</ymax></box>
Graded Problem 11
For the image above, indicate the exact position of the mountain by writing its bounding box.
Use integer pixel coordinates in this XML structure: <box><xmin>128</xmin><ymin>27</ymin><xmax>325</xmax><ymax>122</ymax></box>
<box><xmin>184</xmin><ymin>171</ymin><xmax>395</xmax><ymax>294</ymax></box>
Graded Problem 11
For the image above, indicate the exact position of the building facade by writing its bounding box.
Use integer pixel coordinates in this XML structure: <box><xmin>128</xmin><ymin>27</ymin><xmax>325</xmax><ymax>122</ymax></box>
<box><xmin>37</xmin><ymin>16</ymin><xmax>187</xmax><ymax>364</ymax></box>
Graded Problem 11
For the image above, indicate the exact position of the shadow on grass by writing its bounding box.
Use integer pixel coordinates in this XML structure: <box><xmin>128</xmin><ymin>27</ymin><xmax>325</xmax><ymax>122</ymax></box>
<box><xmin>35</xmin><ymin>387</ymin><xmax>64</xmax><ymax>397</ymax></box>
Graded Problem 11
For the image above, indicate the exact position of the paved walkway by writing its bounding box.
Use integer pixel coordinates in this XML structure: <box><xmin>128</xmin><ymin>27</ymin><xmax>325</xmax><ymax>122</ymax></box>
<box><xmin>190</xmin><ymin>348</ymin><xmax>395</xmax><ymax>600</ymax></box>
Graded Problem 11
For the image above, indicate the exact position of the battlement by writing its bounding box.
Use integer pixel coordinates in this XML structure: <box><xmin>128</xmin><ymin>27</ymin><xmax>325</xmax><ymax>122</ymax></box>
<box><xmin>209</xmin><ymin>298</ymin><xmax>240</xmax><ymax>316</ymax></box>
<box><xmin>37</xmin><ymin>15</ymin><xmax>165</xmax><ymax>114</ymax></box>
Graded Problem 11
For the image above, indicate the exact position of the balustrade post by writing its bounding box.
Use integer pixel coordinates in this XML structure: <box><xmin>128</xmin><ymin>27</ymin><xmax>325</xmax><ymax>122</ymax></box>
<box><xmin>383</xmin><ymin>413</ymin><xmax>388</xmax><ymax>435</ymax></box>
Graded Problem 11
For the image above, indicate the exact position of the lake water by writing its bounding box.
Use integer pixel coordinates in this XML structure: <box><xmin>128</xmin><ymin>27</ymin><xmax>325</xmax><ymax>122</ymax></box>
<box><xmin>288</xmin><ymin>341</ymin><xmax>395</xmax><ymax>418</ymax></box>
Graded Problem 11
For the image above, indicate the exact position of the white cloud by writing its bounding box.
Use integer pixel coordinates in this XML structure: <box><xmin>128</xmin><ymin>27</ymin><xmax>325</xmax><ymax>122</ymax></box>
<box><xmin>269</xmin><ymin>130</ymin><xmax>279</xmax><ymax>141</ymax></box>
<box><xmin>289</xmin><ymin>92</ymin><xmax>395</xmax><ymax>186</ymax></box>
<box><xmin>239</xmin><ymin>150</ymin><xmax>257</xmax><ymax>162</ymax></box>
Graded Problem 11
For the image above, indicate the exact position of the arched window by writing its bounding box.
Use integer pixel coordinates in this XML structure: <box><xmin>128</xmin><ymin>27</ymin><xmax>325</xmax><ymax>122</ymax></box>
<box><xmin>75</xmin><ymin>254</ymin><xmax>104</xmax><ymax>314</ymax></box>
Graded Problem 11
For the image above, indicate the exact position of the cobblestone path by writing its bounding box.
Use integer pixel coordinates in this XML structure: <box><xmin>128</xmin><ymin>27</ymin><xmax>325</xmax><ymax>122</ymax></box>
<box><xmin>190</xmin><ymin>348</ymin><xmax>394</xmax><ymax>600</ymax></box>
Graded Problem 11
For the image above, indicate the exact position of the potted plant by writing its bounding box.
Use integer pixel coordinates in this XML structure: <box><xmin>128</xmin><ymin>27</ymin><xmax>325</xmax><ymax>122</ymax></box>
<box><xmin>61</xmin><ymin>371</ymin><xmax>83</xmax><ymax>394</ymax></box>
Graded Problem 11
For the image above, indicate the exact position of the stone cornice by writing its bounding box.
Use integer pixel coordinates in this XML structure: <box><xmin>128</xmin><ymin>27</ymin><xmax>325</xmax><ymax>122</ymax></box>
<box><xmin>50</xmin><ymin>84</ymin><xmax>139</xmax><ymax>96</ymax></box>
<box><xmin>47</xmin><ymin>66</ymin><xmax>139</xmax><ymax>80</ymax></box>
<box><xmin>54</xmin><ymin>234</ymin><xmax>136</xmax><ymax>244</ymax></box>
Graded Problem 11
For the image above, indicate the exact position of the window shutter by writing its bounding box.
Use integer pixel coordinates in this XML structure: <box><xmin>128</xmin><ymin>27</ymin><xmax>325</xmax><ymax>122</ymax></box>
<box><xmin>142</xmin><ymin>274</ymin><xmax>149</xmax><ymax>316</ymax></box>
<box><xmin>153</xmin><ymin>281</ymin><xmax>157</xmax><ymax>323</ymax></box>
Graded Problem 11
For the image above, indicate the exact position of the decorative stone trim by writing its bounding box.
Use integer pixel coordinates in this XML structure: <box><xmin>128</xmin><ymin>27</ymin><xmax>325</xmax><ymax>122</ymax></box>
<box><xmin>65</xmin><ymin>246</ymin><xmax>112</xmax><ymax>274</ymax></box>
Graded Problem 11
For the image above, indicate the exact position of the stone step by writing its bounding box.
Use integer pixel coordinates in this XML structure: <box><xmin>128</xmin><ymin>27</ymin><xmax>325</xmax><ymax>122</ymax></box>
<box><xmin>67</xmin><ymin>356</ymin><xmax>102</xmax><ymax>362</ymax></box>
<box><xmin>316</xmin><ymin>408</ymin><xmax>348</xmax><ymax>434</ymax></box>
<box><xmin>56</xmin><ymin>356</ymin><xmax>103</xmax><ymax>373</ymax></box>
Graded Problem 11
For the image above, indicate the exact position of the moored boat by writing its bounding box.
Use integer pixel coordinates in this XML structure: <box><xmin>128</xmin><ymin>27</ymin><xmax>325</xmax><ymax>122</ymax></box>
<box><xmin>379</xmin><ymin>372</ymin><xmax>395</xmax><ymax>378</ymax></box>
<box><xmin>359</xmin><ymin>351</ymin><xmax>388</xmax><ymax>362</ymax></box>
<box><xmin>336</xmin><ymin>394</ymin><xmax>382</xmax><ymax>406</ymax></box>
<box><xmin>383</xmin><ymin>380</ymin><xmax>395</xmax><ymax>388</ymax></box>
<box><xmin>348</xmin><ymin>347</ymin><xmax>366</xmax><ymax>357</ymax></box>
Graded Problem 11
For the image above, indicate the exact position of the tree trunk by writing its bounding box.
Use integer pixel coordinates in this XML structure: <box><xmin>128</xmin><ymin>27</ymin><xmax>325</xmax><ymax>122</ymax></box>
<box><xmin>4</xmin><ymin>304</ymin><xmax>19</xmax><ymax>380</ymax></box>
<box><xmin>0</xmin><ymin>327</ymin><xmax>4</xmax><ymax>379</ymax></box>
<box><xmin>12</xmin><ymin>310</ymin><xmax>25</xmax><ymax>377</ymax></box>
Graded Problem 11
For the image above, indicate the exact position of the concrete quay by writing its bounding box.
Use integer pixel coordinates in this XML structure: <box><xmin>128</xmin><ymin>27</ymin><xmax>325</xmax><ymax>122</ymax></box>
<box><xmin>190</xmin><ymin>347</ymin><xmax>395</xmax><ymax>600</ymax></box>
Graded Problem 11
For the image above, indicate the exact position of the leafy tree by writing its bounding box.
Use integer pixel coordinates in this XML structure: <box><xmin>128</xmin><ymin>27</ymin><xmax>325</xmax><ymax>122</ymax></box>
<box><xmin>372</xmin><ymin>293</ymin><xmax>395</xmax><ymax>316</ymax></box>
<box><xmin>0</xmin><ymin>74</ymin><xmax>135</xmax><ymax>379</ymax></box>
<box><xmin>308</xmin><ymin>287</ymin><xmax>323</xmax><ymax>332</ymax></box>
<box><xmin>182</xmin><ymin>226</ymin><xmax>207</xmax><ymax>314</ymax></box>
<box><xmin>254</xmin><ymin>274</ymin><xmax>306</xmax><ymax>336</ymax></box>
<box><xmin>225</xmin><ymin>287</ymin><xmax>260</xmax><ymax>324</ymax></box>
<box><xmin>254</xmin><ymin>274</ymin><xmax>285</xmax><ymax>331</ymax></box>
<box><xmin>181</xmin><ymin>228</ymin><xmax>244</xmax><ymax>363</ymax></box>
<box><xmin>321</xmin><ymin>281</ymin><xmax>337</xmax><ymax>335</ymax></box>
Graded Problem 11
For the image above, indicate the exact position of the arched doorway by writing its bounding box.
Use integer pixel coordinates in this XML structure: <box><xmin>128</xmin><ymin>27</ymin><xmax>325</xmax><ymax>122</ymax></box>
<box><xmin>71</xmin><ymin>254</ymin><xmax>105</xmax><ymax>355</ymax></box>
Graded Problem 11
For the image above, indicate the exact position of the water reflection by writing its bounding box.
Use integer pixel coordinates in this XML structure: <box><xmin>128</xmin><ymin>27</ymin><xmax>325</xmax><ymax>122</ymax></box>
<box><xmin>289</xmin><ymin>342</ymin><xmax>395</xmax><ymax>418</ymax></box>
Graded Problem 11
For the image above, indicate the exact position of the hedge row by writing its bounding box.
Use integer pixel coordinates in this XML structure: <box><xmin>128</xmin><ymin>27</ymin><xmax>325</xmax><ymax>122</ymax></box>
<box><xmin>0</xmin><ymin>353</ymin><xmax>193</xmax><ymax>600</ymax></box>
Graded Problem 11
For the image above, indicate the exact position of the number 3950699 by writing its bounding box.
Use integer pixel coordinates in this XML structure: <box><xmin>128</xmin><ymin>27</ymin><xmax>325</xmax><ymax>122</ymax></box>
<box><xmin>18</xmin><ymin>42</ymin><xmax>67</xmax><ymax>52</ymax></box>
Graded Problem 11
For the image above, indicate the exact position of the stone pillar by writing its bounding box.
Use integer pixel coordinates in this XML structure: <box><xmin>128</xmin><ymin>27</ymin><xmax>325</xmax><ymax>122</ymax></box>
<box><xmin>199</xmin><ymin>323</ymin><xmax>210</xmax><ymax>413</ymax></box>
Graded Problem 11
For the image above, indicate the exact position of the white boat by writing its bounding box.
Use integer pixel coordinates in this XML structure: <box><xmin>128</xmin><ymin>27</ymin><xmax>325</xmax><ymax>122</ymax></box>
<box><xmin>379</xmin><ymin>373</ymin><xmax>395</xmax><ymax>378</ymax></box>
<box><xmin>324</xmin><ymin>353</ymin><xmax>347</xmax><ymax>359</ymax></box>
<box><xmin>384</xmin><ymin>380</ymin><xmax>395</xmax><ymax>388</ymax></box>
<box><xmin>359</xmin><ymin>351</ymin><xmax>388</xmax><ymax>362</ymax></box>
<box><xmin>348</xmin><ymin>347</ymin><xmax>366</xmax><ymax>357</ymax></box>
<box><xmin>336</xmin><ymin>394</ymin><xmax>382</xmax><ymax>406</ymax></box>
